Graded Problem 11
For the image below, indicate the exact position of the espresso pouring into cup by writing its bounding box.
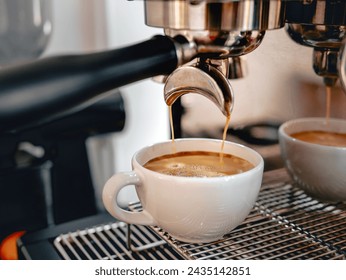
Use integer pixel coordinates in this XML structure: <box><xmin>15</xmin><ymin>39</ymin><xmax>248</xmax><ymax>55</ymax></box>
<box><xmin>164</xmin><ymin>59</ymin><xmax>234</xmax><ymax>154</ymax></box>
<box><xmin>102</xmin><ymin>60</ymin><xmax>258</xmax><ymax>244</ymax></box>
<box><xmin>101</xmin><ymin>59</ymin><xmax>264</xmax><ymax>243</ymax></box>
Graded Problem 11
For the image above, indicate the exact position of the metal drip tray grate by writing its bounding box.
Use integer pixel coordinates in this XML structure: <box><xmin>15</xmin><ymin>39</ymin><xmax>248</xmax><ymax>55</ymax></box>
<box><xmin>53</xmin><ymin>221</ymin><xmax>183</xmax><ymax>260</ymax></box>
<box><xmin>54</xmin><ymin>169</ymin><xmax>346</xmax><ymax>260</ymax></box>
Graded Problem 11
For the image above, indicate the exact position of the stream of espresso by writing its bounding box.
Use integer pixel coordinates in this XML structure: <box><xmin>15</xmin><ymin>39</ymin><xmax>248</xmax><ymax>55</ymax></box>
<box><xmin>325</xmin><ymin>86</ymin><xmax>332</xmax><ymax>125</ymax></box>
<box><xmin>169</xmin><ymin>105</ymin><xmax>176</xmax><ymax>153</ymax></box>
<box><xmin>291</xmin><ymin>85</ymin><xmax>346</xmax><ymax>147</ymax></box>
<box><xmin>220</xmin><ymin>114</ymin><xmax>231</xmax><ymax>162</ymax></box>
<box><xmin>168</xmin><ymin>101</ymin><xmax>232</xmax><ymax>162</ymax></box>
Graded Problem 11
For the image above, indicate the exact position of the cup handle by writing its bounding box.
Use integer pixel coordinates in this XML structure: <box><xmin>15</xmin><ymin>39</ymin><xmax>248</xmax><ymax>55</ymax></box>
<box><xmin>102</xmin><ymin>171</ymin><xmax>155</xmax><ymax>225</ymax></box>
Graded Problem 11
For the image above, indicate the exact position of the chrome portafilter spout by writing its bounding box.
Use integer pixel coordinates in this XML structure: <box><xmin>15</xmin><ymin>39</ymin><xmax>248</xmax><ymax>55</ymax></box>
<box><xmin>285</xmin><ymin>0</ymin><xmax>346</xmax><ymax>90</ymax></box>
<box><xmin>144</xmin><ymin>0</ymin><xmax>286</xmax><ymax>117</ymax></box>
<box><xmin>164</xmin><ymin>58</ymin><xmax>234</xmax><ymax>117</ymax></box>
<box><xmin>228</xmin><ymin>57</ymin><xmax>247</xmax><ymax>80</ymax></box>
<box><xmin>313</xmin><ymin>48</ymin><xmax>339</xmax><ymax>87</ymax></box>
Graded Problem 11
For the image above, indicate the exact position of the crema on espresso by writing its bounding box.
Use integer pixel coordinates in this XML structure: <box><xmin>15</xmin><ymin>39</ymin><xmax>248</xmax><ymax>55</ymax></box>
<box><xmin>291</xmin><ymin>130</ymin><xmax>346</xmax><ymax>147</ymax></box>
<box><xmin>144</xmin><ymin>151</ymin><xmax>254</xmax><ymax>177</ymax></box>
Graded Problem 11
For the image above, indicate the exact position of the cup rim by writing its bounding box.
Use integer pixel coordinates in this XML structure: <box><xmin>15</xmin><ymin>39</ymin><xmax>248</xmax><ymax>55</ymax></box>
<box><xmin>133</xmin><ymin>138</ymin><xmax>264</xmax><ymax>181</ymax></box>
<box><xmin>279</xmin><ymin>117</ymin><xmax>346</xmax><ymax>151</ymax></box>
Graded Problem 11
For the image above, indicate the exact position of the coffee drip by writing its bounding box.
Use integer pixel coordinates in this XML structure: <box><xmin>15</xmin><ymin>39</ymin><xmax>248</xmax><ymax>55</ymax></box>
<box><xmin>289</xmin><ymin>85</ymin><xmax>346</xmax><ymax>148</ymax></box>
<box><xmin>325</xmin><ymin>86</ymin><xmax>332</xmax><ymax>125</ymax></box>
<box><xmin>168</xmin><ymin>103</ymin><xmax>231</xmax><ymax>159</ymax></box>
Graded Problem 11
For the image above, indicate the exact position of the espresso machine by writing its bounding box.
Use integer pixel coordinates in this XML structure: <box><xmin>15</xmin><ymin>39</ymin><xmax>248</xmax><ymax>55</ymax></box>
<box><xmin>1</xmin><ymin>1</ymin><xmax>346</xmax><ymax>130</ymax></box>
<box><xmin>0</xmin><ymin>0</ymin><xmax>346</xmax><ymax>260</ymax></box>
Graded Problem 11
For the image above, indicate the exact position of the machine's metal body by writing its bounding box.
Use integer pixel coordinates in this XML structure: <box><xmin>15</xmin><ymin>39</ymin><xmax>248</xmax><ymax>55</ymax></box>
<box><xmin>285</xmin><ymin>1</ymin><xmax>346</xmax><ymax>87</ymax></box>
<box><xmin>145</xmin><ymin>0</ymin><xmax>286</xmax><ymax>116</ymax></box>
<box><xmin>145</xmin><ymin>0</ymin><xmax>285</xmax><ymax>57</ymax></box>
<box><xmin>144</xmin><ymin>0</ymin><xmax>346</xmax><ymax>102</ymax></box>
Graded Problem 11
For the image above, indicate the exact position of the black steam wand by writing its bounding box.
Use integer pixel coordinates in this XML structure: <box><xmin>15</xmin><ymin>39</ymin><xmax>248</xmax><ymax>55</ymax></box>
<box><xmin>0</xmin><ymin>35</ymin><xmax>179</xmax><ymax>133</ymax></box>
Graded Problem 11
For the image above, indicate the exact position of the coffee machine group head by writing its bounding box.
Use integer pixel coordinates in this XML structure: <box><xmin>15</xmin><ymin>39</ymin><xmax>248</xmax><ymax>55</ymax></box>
<box><xmin>285</xmin><ymin>0</ymin><xmax>346</xmax><ymax>88</ymax></box>
<box><xmin>144</xmin><ymin>0</ymin><xmax>346</xmax><ymax>113</ymax></box>
<box><xmin>144</xmin><ymin>0</ymin><xmax>286</xmax><ymax>116</ymax></box>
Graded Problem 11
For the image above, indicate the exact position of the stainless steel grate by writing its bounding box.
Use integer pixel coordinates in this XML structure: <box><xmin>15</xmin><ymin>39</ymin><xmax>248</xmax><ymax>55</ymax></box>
<box><xmin>54</xmin><ymin>169</ymin><xmax>346</xmax><ymax>260</ymax></box>
<box><xmin>53</xmin><ymin>222</ymin><xmax>182</xmax><ymax>260</ymax></box>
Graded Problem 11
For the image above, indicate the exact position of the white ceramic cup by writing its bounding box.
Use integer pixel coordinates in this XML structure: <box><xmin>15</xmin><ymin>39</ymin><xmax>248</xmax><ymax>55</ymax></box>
<box><xmin>102</xmin><ymin>138</ymin><xmax>264</xmax><ymax>243</ymax></box>
<box><xmin>279</xmin><ymin>118</ymin><xmax>346</xmax><ymax>202</ymax></box>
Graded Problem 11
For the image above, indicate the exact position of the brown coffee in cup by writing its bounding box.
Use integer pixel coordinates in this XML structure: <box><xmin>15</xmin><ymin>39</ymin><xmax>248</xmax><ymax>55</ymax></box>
<box><xmin>291</xmin><ymin>131</ymin><xmax>346</xmax><ymax>147</ymax></box>
<box><xmin>144</xmin><ymin>151</ymin><xmax>254</xmax><ymax>177</ymax></box>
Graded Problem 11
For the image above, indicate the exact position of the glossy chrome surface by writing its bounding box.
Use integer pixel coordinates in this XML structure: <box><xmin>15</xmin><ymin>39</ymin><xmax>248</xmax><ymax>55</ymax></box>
<box><xmin>285</xmin><ymin>0</ymin><xmax>346</xmax><ymax>89</ymax></box>
<box><xmin>144</xmin><ymin>0</ymin><xmax>285</xmax><ymax>116</ymax></box>
<box><xmin>286</xmin><ymin>24</ymin><xmax>346</xmax><ymax>50</ymax></box>
<box><xmin>164</xmin><ymin>60</ymin><xmax>234</xmax><ymax>116</ymax></box>
<box><xmin>145</xmin><ymin>1</ymin><xmax>346</xmax><ymax>93</ymax></box>
<box><xmin>227</xmin><ymin>56</ymin><xmax>247</xmax><ymax>79</ymax></box>
<box><xmin>145</xmin><ymin>0</ymin><xmax>285</xmax><ymax>32</ymax></box>
<box><xmin>285</xmin><ymin>0</ymin><xmax>346</xmax><ymax>26</ymax></box>
<box><xmin>313</xmin><ymin>49</ymin><xmax>339</xmax><ymax>86</ymax></box>
<box><xmin>166</xmin><ymin>29</ymin><xmax>265</xmax><ymax>57</ymax></box>
<box><xmin>145</xmin><ymin>0</ymin><xmax>284</xmax><ymax>58</ymax></box>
